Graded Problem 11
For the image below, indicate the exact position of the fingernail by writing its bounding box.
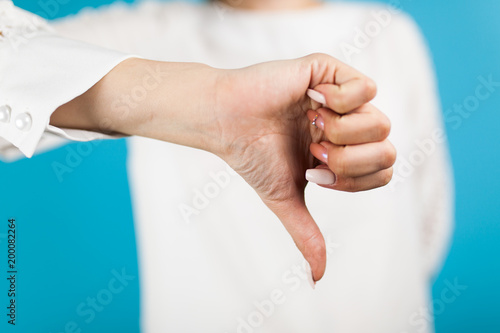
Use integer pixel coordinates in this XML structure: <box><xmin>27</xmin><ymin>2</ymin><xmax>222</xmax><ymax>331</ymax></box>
<box><xmin>304</xmin><ymin>261</ymin><xmax>316</xmax><ymax>290</ymax></box>
<box><xmin>310</xmin><ymin>142</ymin><xmax>328</xmax><ymax>163</ymax></box>
<box><xmin>305</xmin><ymin>168</ymin><xmax>336</xmax><ymax>185</ymax></box>
<box><xmin>307</xmin><ymin>89</ymin><xmax>326</xmax><ymax>105</ymax></box>
<box><xmin>307</xmin><ymin>110</ymin><xmax>325</xmax><ymax>131</ymax></box>
<box><xmin>318</xmin><ymin>149</ymin><xmax>328</xmax><ymax>164</ymax></box>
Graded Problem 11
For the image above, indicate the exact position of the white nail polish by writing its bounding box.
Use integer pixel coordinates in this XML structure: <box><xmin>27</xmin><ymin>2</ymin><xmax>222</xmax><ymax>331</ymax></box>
<box><xmin>304</xmin><ymin>261</ymin><xmax>316</xmax><ymax>290</ymax></box>
<box><xmin>305</xmin><ymin>169</ymin><xmax>336</xmax><ymax>185</ymax></box>
<box><xmin>307</xmin><ymin>89</ymin><xmax>326</xmax><ymax>105</ymax></box>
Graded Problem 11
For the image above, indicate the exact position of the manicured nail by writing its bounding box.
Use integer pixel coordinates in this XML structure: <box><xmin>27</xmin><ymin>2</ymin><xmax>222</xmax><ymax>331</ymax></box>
<box><xmin>305</xmin><ymin>168</ymin><xmax>336</xmax><ymax>185</ymax></box>
<box><xmin>307</xmin><ymin>110</ymin><xmax>325</xmax><ymax>131</ymax></box>
<box><xmin>307</xmin><ymin>89</ymin><xmax>326</xmax><ymax>105</ymax></box>
<box><xmin>310</xmin><ymin>142</ymin><xmax>328</xmax><ymax>163</ymax></box>
<box><xmin>305</xmin><ymin>261</ymin><xmax>316</xmax><ymax>289</ymax></box>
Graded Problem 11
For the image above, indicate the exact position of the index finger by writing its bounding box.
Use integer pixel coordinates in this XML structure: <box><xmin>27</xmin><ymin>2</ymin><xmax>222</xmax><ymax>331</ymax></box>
<box><xmin>308</xmin><ymin>58</ymin><xmax>377</xmax><ymax>114</ymax></box>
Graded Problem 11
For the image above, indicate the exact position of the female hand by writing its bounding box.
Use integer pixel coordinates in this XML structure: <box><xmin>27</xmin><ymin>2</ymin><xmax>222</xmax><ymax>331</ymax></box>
<box><xmin>52</xmin><ymin>53</ymin><xmax>395</xmax><ymax>282</ymax></box>
<box><xmin>212</xmin><ymin>54</ymin><xmax>396</xmax><ymax>282</ymax></box>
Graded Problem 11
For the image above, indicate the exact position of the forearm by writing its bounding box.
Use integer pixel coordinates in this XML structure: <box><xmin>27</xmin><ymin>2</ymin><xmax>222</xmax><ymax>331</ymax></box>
<box><xmin>50</xmin><ymin>58</ymin><xmax>223</xmax><ymax>154</ymax></box>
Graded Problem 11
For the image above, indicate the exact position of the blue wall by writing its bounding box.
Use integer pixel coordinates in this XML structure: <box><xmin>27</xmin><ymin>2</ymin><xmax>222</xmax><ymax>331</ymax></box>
<box><xmin>2</xmin><ymin>0</ymin><xmax>499</xmax><ymax>332</ymax></box>
<box><xmin>347</xmin><ymin>0</ymin><xmax>500</xmax><ymax>331</ymax></box>
<box><xmin>0</xmin><ymin>140</ymin><xmax>140</xmax><ymax>333</ymax></box>
<box><xmin>401</xmin><ymin>1</ymin><xmax>500</xmax><ymax>331</ymax></box>
<box><xmin>2</xmin><ymin>4</ymin><xmax>140</xmax><ymax>333</ymax></box>
<box><xmin>356</xmin><ymin>2</ymin><xmax>500</xmax><ymax>330</ymax></box>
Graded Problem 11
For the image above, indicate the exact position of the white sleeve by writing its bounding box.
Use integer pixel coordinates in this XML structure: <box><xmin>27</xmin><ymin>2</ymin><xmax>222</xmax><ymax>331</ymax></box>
<box><xmin>0</xmin><ymin>1</ymin><xmax>135</xmax><ymax>159</ymax></box>
<box><xmin>395</xmin><ymin>14</ymin><xmax>455</xmax><ymax>279</ymax></box>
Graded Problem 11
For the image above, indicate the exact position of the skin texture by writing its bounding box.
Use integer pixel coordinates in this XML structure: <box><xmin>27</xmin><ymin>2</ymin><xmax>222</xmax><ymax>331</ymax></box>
<box><xmin>51</xmin><ymin>54</ymin><xmax>395</xmax><ymax>282</ymax></box>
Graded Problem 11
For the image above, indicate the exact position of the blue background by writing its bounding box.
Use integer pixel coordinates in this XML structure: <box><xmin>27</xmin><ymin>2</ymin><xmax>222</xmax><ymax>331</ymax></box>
<box><xmin>1</xmin><ymin>0</ymin><xmax>499</xmax><ymax>332</ymax></box>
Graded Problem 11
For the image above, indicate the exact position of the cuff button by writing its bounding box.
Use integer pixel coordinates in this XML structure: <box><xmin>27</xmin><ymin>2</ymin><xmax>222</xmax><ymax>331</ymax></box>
<box><xmin>0</xmin><ymin>105</ymin><xmax>11</xmax><ymax>123</ymax></box>
<box><xmin>15</xmin><ymin>112</ymin><xmax>32</xmax><ymax>131</ymax></box>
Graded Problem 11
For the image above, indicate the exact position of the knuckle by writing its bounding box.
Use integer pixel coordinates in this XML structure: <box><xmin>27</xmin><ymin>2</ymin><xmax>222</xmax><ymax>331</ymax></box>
<box><xmin>308</xmin><ymin>52</ymin><xmax>327</xmax><ymax>60</ymax></box>
<box><xmin>376</xmin><ymin>114</ymin><xmax>391</xmax><ymax>139</ymax></box>
<box><xmin>363</xmin><ymin>77</ymin><xmax>378</xmax><ymax>100</ymax></box>
<box><xmin>327</xmin><ymin>118</ymin><xmax>343</xmax><ymax>144</ymax></box>
<box><xmin>388</xmin><ymin>143</ymin><xmax>397</xmax><ymax>166</ymax></box>
<box><xmin>379</xmin><ymin>141</ymin><xmax>397</xmax><ymax>169</ymax></box>
<box><xmin>331</xmin><ymin>94</ymin><xmax>347</xmax><ymax>113</ymax></box>
<box><xmin>305</xmin><ymin>53</ymin><xmax>329</xmax><ymax>71</ymax></box>
<box><xmin>379</xmin><ymin>168</ymin><xmax>394</xmax><ymax>187</ymax></box>
<box><xmin>331</xmin><ymin>150</ymin><xmax>348</xmax><ymax>176</ymax></box>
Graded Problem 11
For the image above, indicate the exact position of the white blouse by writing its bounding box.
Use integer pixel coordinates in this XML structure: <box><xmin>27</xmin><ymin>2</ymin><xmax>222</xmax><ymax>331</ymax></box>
<box><xmin>0</xmin><ymin>1</ymin><xmax>453</xmax><ymax>332</ymax></box>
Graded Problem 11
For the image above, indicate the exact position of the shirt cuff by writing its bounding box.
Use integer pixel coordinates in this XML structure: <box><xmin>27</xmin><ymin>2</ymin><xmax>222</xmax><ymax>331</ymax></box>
<box><xmin>0</xmin><ymin>30</ymin><xmax>134</xmax><ymax>157</ymax></box>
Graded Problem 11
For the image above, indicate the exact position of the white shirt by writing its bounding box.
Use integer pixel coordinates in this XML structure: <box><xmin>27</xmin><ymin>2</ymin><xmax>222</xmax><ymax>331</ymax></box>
<box><xmin>0</xmin><ymin>1</ymin><xmax>453</xmax><ymax>332</ymax></box>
